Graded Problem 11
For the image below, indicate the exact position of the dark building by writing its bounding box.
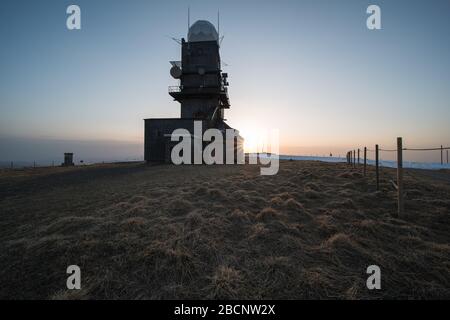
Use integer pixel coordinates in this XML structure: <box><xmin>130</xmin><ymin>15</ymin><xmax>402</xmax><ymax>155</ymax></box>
<box><xmin>62</xmin><ymin>153</ymin><xmax>74</xmax><ymax>166</ymax></box>
<box><xmin>144</xmin><ymin>20</ymin><xmax>243</xmax><ymax>163</ymax></box>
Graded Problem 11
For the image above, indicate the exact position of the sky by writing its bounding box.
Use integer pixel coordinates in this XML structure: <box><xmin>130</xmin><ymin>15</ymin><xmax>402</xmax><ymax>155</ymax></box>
<box><xmin>1</xmin><ymin>0</ymin><xmax>449</xmax><ymax>164</ymax></box>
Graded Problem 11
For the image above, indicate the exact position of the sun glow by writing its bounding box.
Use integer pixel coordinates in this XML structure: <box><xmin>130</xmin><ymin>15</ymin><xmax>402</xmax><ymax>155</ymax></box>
<box><xmin>239</xmin><ymin>126</ymin><xmax>270</xmax><ymax>154</ymax></box>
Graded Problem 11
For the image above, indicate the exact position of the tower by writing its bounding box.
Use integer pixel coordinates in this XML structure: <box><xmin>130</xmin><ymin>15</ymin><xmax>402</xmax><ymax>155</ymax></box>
<box><xmin>169</xmin><ymin>20</ymin><xmax>230</xmax><ymax>124</ymax></box>
<box><xmin>144</xmin><ymin>19</ymin><xmax>242</xmax><ymax>163</ymax></box>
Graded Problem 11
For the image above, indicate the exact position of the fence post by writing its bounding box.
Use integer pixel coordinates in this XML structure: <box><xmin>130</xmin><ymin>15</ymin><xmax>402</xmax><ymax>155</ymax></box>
<box><xmin>353</xmin><ymin>150</ymin><xmax>356</xmax><ymax>168</ymax></box>
<box><xmin>375</xmin><ymin>144</ymin><xmax>379</xmax><ymax>190</ymax></box>
<box><xmin>447</xmin><ymin>150</ymin><xmax>449</xmax><ymax>164</ymax></box>
<box><xmin>364</xmin><ymin>147</ymin><xmax>367</xmax><ymax>176</ymax></box>
<box><xmin>397</xmin><ymin>137</ymin><xmax>404</xmax><ymax>217</ymax></box>
<box><xmin>357</xmin><ymin>148</ymin><xmax>360</xmax><ymax>165</ymax></box>
<box><xmin>441</xmin><ymin>145</ymin><xmax>443</xmax><ymax>165</ymax></box>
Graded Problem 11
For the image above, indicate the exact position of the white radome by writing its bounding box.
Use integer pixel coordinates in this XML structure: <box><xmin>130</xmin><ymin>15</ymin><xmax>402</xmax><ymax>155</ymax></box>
<box><xmin>188</xmin><ymin>20</ymin><xmax>218</xmax><ymax>42</ymax></box>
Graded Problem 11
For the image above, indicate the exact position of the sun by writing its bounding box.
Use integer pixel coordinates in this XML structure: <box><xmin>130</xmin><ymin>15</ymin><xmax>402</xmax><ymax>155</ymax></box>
<box><xmin>240</xmin><ymin>126</ymin><xmax>269</xmax><ymax>154</ymax></box>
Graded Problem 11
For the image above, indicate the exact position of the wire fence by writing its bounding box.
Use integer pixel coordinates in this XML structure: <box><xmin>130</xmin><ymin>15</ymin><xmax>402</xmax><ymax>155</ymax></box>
<box><xmin>2</xmin><ymin>158</ymin><xmax>145</xmax><ymax>170</ymax></box>
<box><xmin>345</xmin><ymin>138</ymin><xmax>449</xmax><ymax>217</ymax></box>
<box><xmin>366</xmin><ymin>147</ymin><xmax>450</xmax><ymax>152</ymax></box>
<box><xmin>359</xmin><ymin>147</ymin><xmax>449</xmax><ymax>163</ymax></box>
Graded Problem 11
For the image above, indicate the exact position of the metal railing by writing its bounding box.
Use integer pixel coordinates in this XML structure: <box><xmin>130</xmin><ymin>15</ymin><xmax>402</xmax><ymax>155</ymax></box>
<box><xmin>168</xmin><ymin>85</ymin><xmax>228</xmax><ymax>93</ymax></box>
<box><xmin>168</xmin><ymin>86</ymin><xmax>182</xmax><ymax>93</ymax></box>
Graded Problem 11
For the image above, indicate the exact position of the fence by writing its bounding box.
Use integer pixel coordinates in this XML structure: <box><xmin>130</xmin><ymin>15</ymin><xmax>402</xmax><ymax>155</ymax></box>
<box><xmin>4</xmin><ymin>161</ymin><xmax>55</xmax><ymax>169</ymax></box>
<box><xmin>346</xmin><ymin>138</ymin><xmax>450</xmax><ymax>217</ymax></box>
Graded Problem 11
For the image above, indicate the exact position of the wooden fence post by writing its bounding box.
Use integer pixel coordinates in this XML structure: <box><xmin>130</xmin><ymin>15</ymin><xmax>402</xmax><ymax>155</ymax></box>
<box><xmin>375</xmin><ymin>144</ymin><xmax>379</xmax><ymax>190</ymax></box>
<box><xmin>441</xmin><ymin>145</ymin><xmax>443</xmax><ymax>165</ymax></box>
<box><xmin>397</xmin><ymin>137</ymin><xmax>404</xmax><ymax>217</ymax></box>
<box><xmin>364</xmin><ymin>147</ymin><xmax>367</xmax><ymax>176</ymax></box>
<box><xmin>353</xmin><ymin>150</ymin><xmax>356</xmax><ymax>168</ymax></box>
<box><xmin>447</xmin><ymin>150</ymin><xmax>449</xmax><ymax>164</ymax></box>
<box><xmin>358</xmin><ymin>148</ymin><xmax>360</xmax><ymax>165</ymax></box>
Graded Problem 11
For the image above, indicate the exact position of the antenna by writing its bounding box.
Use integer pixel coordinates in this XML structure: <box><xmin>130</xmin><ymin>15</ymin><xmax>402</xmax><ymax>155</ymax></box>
<box><xmin>165</xmin><ymin>35</ymin><xmax>182</xmax><ymax>45</ymax></box>
<box><xmin>217</xmin><ymin>10</ymin><xmax>220</xmax><ymax>40</ymax></box>
<box><xmin>188</xmin><ymin>6</ymin><xmax>190</xmax><ymax>38</ymax></box>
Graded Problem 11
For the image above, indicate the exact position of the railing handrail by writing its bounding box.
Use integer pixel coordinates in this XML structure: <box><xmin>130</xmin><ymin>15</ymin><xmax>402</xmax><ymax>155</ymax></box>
<box><xmin>168</xmin><ymin>85</ymin><xmax>228</xmax><ymax>93</ymax></box>
<box><xmin>168</xmin><ymin>85</ymin><xmax>182</xmax><ymax>93</ymax></box>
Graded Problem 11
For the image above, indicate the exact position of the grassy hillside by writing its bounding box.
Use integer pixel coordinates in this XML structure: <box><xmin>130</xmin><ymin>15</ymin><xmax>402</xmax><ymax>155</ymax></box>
<box><xmin>0</xmin><ymin>161</ymin><xmax>449</xmax><ymax>299</ymax></box>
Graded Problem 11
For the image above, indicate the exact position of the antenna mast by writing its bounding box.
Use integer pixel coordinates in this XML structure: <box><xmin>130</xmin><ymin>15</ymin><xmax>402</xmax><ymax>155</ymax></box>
<box><xmin>217</xmin><ymin>10</ymin><xmax>220</xmax><ymax>41</ymax></box>
<box><xmin>188</xmin><ymin>6</ymin><xmax>190</xmax><ymax>38</ymax></box>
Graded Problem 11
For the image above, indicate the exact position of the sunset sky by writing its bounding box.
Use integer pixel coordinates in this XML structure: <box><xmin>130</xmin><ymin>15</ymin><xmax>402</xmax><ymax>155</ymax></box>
<box><xmin>1</xmin><ymin>0</ymin><xmax>449</xmax><ymax>163</ymax></box>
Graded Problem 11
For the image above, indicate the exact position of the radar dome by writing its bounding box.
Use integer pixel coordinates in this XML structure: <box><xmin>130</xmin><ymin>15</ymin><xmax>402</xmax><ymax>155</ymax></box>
<box><xmin>188</xmin><ymin>20</ymin><xmax>218</xmax><ymax>42</ymax></box>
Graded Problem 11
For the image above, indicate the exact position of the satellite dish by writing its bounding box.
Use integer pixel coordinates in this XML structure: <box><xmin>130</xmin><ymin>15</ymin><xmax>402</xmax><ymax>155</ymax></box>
<box><xmin>170</xmin><ymin>66</ymin><xmax>182</xmax><ymax>79</ymax></box>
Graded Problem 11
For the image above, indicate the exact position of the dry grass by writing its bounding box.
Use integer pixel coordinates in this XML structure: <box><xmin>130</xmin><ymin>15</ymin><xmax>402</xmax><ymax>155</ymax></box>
<box><xmin>0</xmin><ymin>160</ymin><xmax>449</xmax><ymax>299</ymax></box>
